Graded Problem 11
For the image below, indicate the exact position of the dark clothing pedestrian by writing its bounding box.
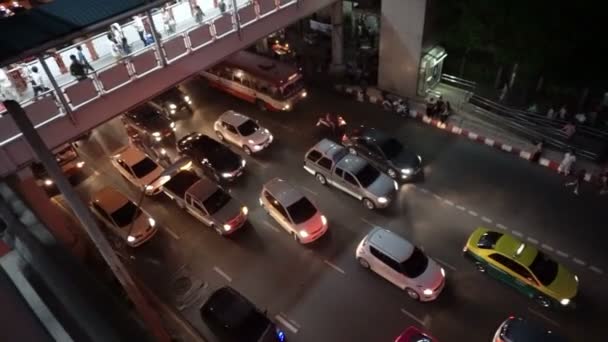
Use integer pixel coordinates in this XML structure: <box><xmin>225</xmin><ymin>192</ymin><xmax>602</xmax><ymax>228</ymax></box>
<box><xmin>565</xmin><ymin>169</ymin><xmax>586</xmax><ymax>195</ymax></box>
<box><xmin>76</xmin><ymin>46</ymin><xmax>94</xmax><ymax>73</ymax></box>
<box><xmin>219</xmin><ymin>0</ymin><xmax>227</xmax><ymax>13</ymax></box>
<box><xmin>599</xmin><ymin>170</ymin><xmax>608</xmax><ymax>195</ymax></box>
<box><xmin>194</xmin><ymin>6</ymin><xmax>204</xmax><ymax>24</ymax></box>
<box><xmin>69</xmin><ymin>55</ymin><xmax>87</xmax><ymax>81</ymax></box>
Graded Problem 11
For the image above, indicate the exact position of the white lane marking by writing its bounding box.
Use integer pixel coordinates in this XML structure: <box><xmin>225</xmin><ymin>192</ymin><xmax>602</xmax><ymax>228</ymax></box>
<box><xmin>275</xmin><ymin>314</ymin><xmax>299</xmax><ymax>334</ymax></box>
<box><xmin>590</xmin><ymin>266</ymin><xmax>604</xmax><ymax>274</ymax></box>
<box><xmin>361</xmin><ymin>218</ymin><xmax>376</xmax><ymax>226</ymax></box>
<box><xmin>541</xmin><ymin>244</ymin><xmax>554</xmax><ymax>252</ymax></box>
<box><xmin>248</xmin><ymin>157</ymin><xmax>270</xmax><ymax>169</ymax></box>
<box><xmin>163</xmin><ymin>226</ymin><xmax>180</xmax><ymax>240</ymax></box>
<box><xmin>468</xmin><ymin>210</ymin><xmax>478</xmax><ymax>217</ymax></box>
<box><xmin>419</xmin><ymin>188</ymin><xmax>430</xmax><ymax>194</ymax></box>
<box><xmin>323</xmin><ymin>260</ymin><xmax>346</xmax><ymax>275</ymax></box>
<box><xmin>400</xmin><ymin>308</ymin><xmax>428</xmax><ymax>327</ymax></box>
<box><xmin>526</xmin><ymin>237</ymin><xmax>539</xmax><ymax>244</ymax></box>
<box><xmin>301</xmin><ymin>186</ymin><xmax>318</xmax><ymax>196</ymax></box>
<box><xmin>443</xmin><ymin>199</ymin><xmax>454</xmax><ymax>206</ymax></box>
<box><xmin>511</xmin><ymin>230</ymin><xmax>524</xmax><ymax>238</ymax></box>
<box><xmin>528</xmin><ymin>308</ymin><xmax>559</xmax><ymax>327</ymax></box>
<box><xmin>435</xmin><ymin>257</ymin><xmax>457</xmax><ymax>271</ymax></box>
<box><xmin>433</xmin><ymin>194</ymin><xmax>442</xmax><ymax>200</ymax></box>
<box><xmin>481</xmin><ymin>216</ymin><xmax>493</xmax><ymax>224</ymax></box>
<box><xmin>456</xmin><ymin>205</ymin><xmax>466</xmax><ymax>211</ymax></box>
<box><xmin>262</xmin><ymin>220</ymin><xmax>280</xmax><ymax>233</ymax></box>
<box><xmin>556</xmin><ymin>250</ymin><xmax>569</xmax><ymax>258</ymax></box>
<box><xmin>496</xmin><ymin>223</ymin><xmax>507</xmax><ymax>230</ymax></box>
<box><xmin>93</xmin><ymin>170</ymin><xmax>101</xmax><ymax>176</ymax></box>
<box><xmin>213</xmin><ymin>266</ymin><xmax>232</xmax><ymax>282</ymax></box>
<box><xmin>573</xmin><ymin>258</ymin><xmax>586</xmax><ymax>266</ymax></box>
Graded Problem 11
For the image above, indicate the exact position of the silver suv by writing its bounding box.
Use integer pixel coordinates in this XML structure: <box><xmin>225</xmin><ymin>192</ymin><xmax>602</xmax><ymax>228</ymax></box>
<box><xmin>303</xmin><ymin>139</ymin><xmax>397</xmax><ymax>209</ymax></box>
<box><xmin>214</xmin><ymin>110</ymin><xmax>273</xmax><ymax>155</ymax></box>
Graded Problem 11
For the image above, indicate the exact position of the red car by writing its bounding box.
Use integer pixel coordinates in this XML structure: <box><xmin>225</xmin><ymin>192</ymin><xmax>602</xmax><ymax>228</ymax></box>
<box><xmin>395</xmin><ymin>326</ymin><xmax>437</xmax><ymax>342</ymax></box>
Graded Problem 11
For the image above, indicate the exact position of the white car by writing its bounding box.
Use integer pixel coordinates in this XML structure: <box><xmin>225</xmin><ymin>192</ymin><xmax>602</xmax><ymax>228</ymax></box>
<box><xmin>110</xmin><ymin>144</ymin><xmax>164</xmax><ymax>194</ymax></box>
<box><xmin>356</xmin><ymin>227</ymin><xmax>445</xmax><ymax>301</ymax></box>
<box><xmin>260</xmin><ymin>178</ymin><xmax>328</xmax><ymax>244</ymax></box>
<box><xmin>214</xmin><ymin>110</ymin><xmax>273</xmax><ymax>155</ymax></box>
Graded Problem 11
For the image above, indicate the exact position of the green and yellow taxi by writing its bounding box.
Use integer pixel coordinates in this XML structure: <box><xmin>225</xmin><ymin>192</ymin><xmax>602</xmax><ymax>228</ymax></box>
<box><xmin>463</xmin><ymin>227</ymin><xmax>578</xmax><ymax>309</ymax></box>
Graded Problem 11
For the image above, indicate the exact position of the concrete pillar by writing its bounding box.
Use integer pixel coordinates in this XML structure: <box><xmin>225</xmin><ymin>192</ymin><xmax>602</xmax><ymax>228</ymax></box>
<box><xmin>378</xmin><ymin>0</ymin><xmax>427</xmax><ymax>98</ymax></box>
<box><xmin>329</xmin><ymin>0</ymin><xmax>345</xmax><ymax>74</ymax></box>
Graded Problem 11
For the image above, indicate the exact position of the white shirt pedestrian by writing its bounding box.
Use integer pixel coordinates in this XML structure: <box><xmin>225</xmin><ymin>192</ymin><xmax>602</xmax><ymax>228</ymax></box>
<box><xmin>558</xmin><ymin>152</ymin><xmax>576</xmax><ymax>176</ymax></box>
<box><xmin>559</xmin><ymin>106</ymin><xmax>567</xmax><ymax>120</ymax></box>
<box><xmin>546</xmin><ymin>107</ymin><xmax>555</xmax><ymax>119</ymax></box>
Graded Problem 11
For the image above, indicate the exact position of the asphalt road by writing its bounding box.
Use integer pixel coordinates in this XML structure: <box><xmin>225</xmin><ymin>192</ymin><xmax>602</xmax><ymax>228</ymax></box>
<box><xmin>51</xmin><ymin>79</ymin><xmax>607</xmax><ymax>342</ymax></box>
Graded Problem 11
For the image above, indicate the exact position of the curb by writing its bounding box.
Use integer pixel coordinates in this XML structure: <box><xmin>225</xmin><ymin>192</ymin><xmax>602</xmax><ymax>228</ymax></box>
<box><xmin>336</xmin><ymin>85</ymin><xmax>598</xmax><ymax>183</ymax></box>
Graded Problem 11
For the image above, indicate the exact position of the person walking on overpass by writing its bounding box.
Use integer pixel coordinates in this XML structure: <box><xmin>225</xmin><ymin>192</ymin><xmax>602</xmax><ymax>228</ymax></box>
<box><xmin>558</xmin><ymin>149</ymin><xmax>576</xmax><ymax>176</ymax></box>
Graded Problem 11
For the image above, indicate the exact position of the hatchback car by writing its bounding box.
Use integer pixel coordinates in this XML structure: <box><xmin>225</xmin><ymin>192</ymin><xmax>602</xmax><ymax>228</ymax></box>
<box><xmin>201</xmin><ymin>287</ymin><xmax>286</xmax><ymax>342</ymax></box>
<box><xmin>464</xmin><ymin>227</ymin><xmax>578</xmax><ymax>308</ymax></box>
<box><xmin>110</xmin><ymin>144</ymin><xmax>164</xmax><ymax>193</ymax></box>
<box><xmin>89</xmin><ymin>186</ymin><xmax>157</xmax><ymax>247</ymax></box>
<box><xmin>356</xmin><ymin>227</ymin><xmax>445</xmax><ymax>301</ymax></box>
<box><xmin>260</xmin><ymin>178</ymin><xmax>327</xmax><ymax>243</ymax></box>
<box><xmin>304</xmin><ymin>139</ymin><xmax>397</xmax><ymax>209</ymax></box>
<box><xmin>177</xmin><ymin>133</ymin><xmax>246</xmax><ymax>182</ymax></box>
<box><xmin>343</xmin><ymin>127</ymin><xmax>422</xmax><ymax>180</ymax></box>
<box><xmin>493</xmin><ymin>316</ymin><xmax>567</xmax><ymax>342</ymax></box>
<box><xmin>149</xmin><ymin>87</ymin><xmax>193</xmax><ymax>116</ymax></box>
<box><xmin>214</xmin><ymin>110</ymin><xmax>273</xmax><ymax>155</ymax></box>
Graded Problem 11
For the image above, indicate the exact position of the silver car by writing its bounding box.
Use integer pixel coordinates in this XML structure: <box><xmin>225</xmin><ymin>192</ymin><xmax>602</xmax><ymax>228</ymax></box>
<box><xmin>214</xmin><ymin>110</ymin><xmax>273</xmax><ymax>155</ymax></box>
<box><xmin>260</xmin><ymin>178</ymin><xmax>328</xmax><ymax>244</ymax></box>
<box><xmin>303</xmin><ymin>139</ymin><xmax>398</xmax><ymax>209</ymax></box>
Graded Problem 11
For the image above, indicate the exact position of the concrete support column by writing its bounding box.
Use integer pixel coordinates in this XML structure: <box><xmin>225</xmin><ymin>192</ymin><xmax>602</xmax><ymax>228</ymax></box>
<box><xmin>329</xmin><ymin>0</ymin><xmax>345</xmax><ymax>75</ymax></box>
<box><xmin>378</xmin><ymin>0</ymin><xmax>427</xmax><ymax>98</ymax></box>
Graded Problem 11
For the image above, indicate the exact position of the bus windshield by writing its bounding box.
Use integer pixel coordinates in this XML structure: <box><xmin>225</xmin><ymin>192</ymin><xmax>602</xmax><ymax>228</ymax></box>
<box><xmin>279</xmin><ymin>78</ymin><xmax>304</xmax><ymax>99</ymax></box>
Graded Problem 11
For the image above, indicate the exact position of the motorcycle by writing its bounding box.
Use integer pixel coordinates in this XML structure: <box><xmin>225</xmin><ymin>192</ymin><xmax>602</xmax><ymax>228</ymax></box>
<box><xmin>316</xmin><ymin>113</ymin><xmax>347</xmax><ymax>141</ymax></box>
<box><xmin>382</xmin><ymin>97</ymin><xmax>410</xmax><ymax>117</ymax></box>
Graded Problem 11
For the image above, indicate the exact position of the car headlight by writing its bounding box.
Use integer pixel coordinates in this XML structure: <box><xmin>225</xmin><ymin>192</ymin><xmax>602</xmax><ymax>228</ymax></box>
<box><xmin>377</xmin><ymin>197</ymin><xmax>388</xmax><ymax>204</ymax></box>
<box><xmin>299</xmin><ymin>230</ymin><xmax>309</xmax><ymax>238</ymax></box>
<box><xmin>423</xmin><ymin>289</ymin><xmax>433</xmax><ymax>296</ymax></box>
<box><xmin>440</xmin><ymin>268</ymin><xmax>446</xmax><ymax>277</ymax></box>
<box><xmin>184</xmin><ymin>95</ymin><xmax>190</xmax><ymax>102</ymax></box>
<box><xmin>417</xmin><ymin>155</ymin><xmax>422</xmax><ymax>163</ymax></box>
<box><xmin>145</xmin><ymin>185</ymin><xmax>154</xmax><ymax>191</ymax></box>
<box><xmin>259</xmin><ymin>198</ymin><xmax>264</xmax><ymax>206</ymax></box>
<box><xmin>393</xmin><ymin>181</ymin><xmax>399</xmax><ymax>190</ymax></box>
<box><xmin>574</xmin><ymin>275</ymin><xmax>579</xmax><ymax>283</ymax></box>
<box><xmin>248</xmin><ymin>139</ymin><xmax>255</xmax><ymax>144</ymax></box>
<box><xmin>127</xmin><ymin>235</ymin><xmax>136</xmax><ymax>242</ymax></box>
<box><xmin>169</xmin><ymin>103</ymin><xmax>177</xmax><ymax>109</ymax></box>
<box><xmin>242</xmin><ymin>206</ymin><xmax>248</xmax><ymax>215</ymax></box>
<box><xmin>241</xmin><ymin>159</ymin><xmax>246</xmax><ymax>167</ymax></box>
<box><xmin>170</xmin><ymin>122</ymin><xmax>176</xmax><ymax>128</ymax></box>
<box><xmin>302</xmin><ymin>91</ymin><xmax>307</xmax><ymax>98</ymax></box>
<box><xmin>148</xmin><ymin>218</ymin><xmax>156</xmax><ymax>227</ymax></box>
<box><xmin>223</xmin><ymin>224</ymin><xmax>232</xmax><ymax>231</ymax></box>
<box><xmin>401</xmin><ymin>168</ymin><xmax>413</xmax><ymax>175</ymax></box>
<box><xmin>560</xmin><ymin>298</ymin><xmax>570</xmax><ymax>306</ymax></box>
<box><xmin>152</xmin><ymin>132</ymin><xmax>161</xmax><ymax>137</ymax></box>
<box><xmin>283</xmin><ymin>104</ymin><xmax>291</xmax><ymax>110</ymax></box>
<box><xmin>221</xmin><ymin>172</ymin><xmax>233</xmax><ymax>178</ymax></box>
<box><xmin>171</xmin><ymin>109</ymin><xmax>176</xmax><ymax>114</ymax></box>
<box><xmin>44</xmin><ymin>179</ymin><xmax>54</xmax><ymax>186</ymax></box>
<box><xmin>321</xmin><ymin>215</ymin><xmax>327</xmax><ymax>225</ymax></box>
<box><xmin>76</xmin><ymin>161</ymin><xmax>85</xmax><ymax>168</ymax></box>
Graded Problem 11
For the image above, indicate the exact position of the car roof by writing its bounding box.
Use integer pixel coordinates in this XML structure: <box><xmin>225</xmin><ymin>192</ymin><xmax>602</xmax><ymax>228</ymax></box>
<box><xmin>311</xmin><ymin>139</ymin><xmax>346</xmax><ymax>161</ymax></box>
<box><xmin>114</xmin><ymin>145</ymin><xmax>146</xmax><ymax>166</ymax></box>
<box><xmin>264</xmin><ymin>178</ymin><xmax>303</xmax><ymax>207</ymax></box>
<box><xmin>504</xmin><ymin>317</ymin><xmax>566</xmax><ymax>342</ymax></box>
<box><xmin>178</xmin><ymin>132</ymin><xmax>215</xmax><ymax>150</ymax></box>
<box><xmin>494</xmin><ymin>231</ymin><xmax>538</xmax><ymax>266</ymax></box>
<box><xmin>91</xmin><ymin>186</ymin><xmax>129</xmax><ymax>213</ymax></box>
<box><xmin>335</xmin><ymin>153</ymin><xmax>367</xmax><ymax>173</ymax></box>
<box><xmin>219</xmin><ymin>110</ymin><xmax>250</xmax><ymax>126</ymax></box>
<box><xmin>368</xmin><ymin>227</ymin><xmax>414</xmax><ymax>262</ymax></box>
<box><xmin>186</xmin><ymin>178</ymin><xmax>219</xmax><ymax>200</ymax></box>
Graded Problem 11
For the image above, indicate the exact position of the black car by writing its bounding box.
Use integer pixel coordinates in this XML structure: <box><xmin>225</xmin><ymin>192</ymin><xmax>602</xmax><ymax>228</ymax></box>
<box><xmin>201</xmin><ymin>287</ymin><xmax>286</xmax><ymax>342</ymax></box>
<box><xmin>494</xmin><ymin>316</ymin><xmax>567</xmax><ymax>342</ymax></box>
<box><xmin>122</xmin><ymin>103</ymin><xmax>176</xmax><ymax>143</ymax></box>
<box><xmin>149</xmin><ymin>87</ymin><xmax>193</xmax><ymax>117</ymax></box>
<box><xmin>342</xmin><ymin>127</ymin><xmax>422</xmax><ymax>181</ymax></box>
<box><xmin>177</xmin><ymin>133</ymin><xmax>245</xmax><ymax>182</ymax></box>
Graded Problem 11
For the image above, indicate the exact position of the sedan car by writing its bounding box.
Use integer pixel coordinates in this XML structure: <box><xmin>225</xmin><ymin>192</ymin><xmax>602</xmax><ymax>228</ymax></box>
<box><xmin>89</xmin><ymin>186</ymin><xmax>157</xmax><ymax>247</ymax></box>
<box><xmin>260</xmin><ymin>178</ymin><xmax>328</xmax><ymax>244</ymax></box>
<box><xmin>122</xmin><ymin>103</ymin><xmax>176</xmax><ymax>142</ymax></box>
<box><xmin>343</xmin><ymin>126</ymin><xmax>422</xmax><ymax>181</ymax></box>
<box><xmin>110</xmin><ymin>144</ymin><xmax>165</xmax><ymax>193</ymax></box>
<box><xmin>464</xmin><ymin>227</ymin><xmax>578</xmax><ymax>308</ymax></box>
<box><xmin>201</xmin><ymin>287</ymin><xmax>286</xmax><ymax>342</ymax></box>
<box><xmin>32</xmin><ymin>143</ymin><xmax>85</xmax><ymax>189</ymax></box>
<box><xmin>493</xmin><ymin>316</ymin><xmax>567</xmax><ymax>342</ymax></box>
<box><xmin>214</xmin><ymin>110</ymin><xmax>273</xmax><ymax>155</ymax></box>
<box><xmin>395</xmin><ymin>326</ymin><xmax>438</xmax><ymax>342</ymax></box>
<box><xmin>356</xmin><ymin>227</ymin><xmax>445</xmax><ymax>301</ymax></box>
<box><xmin>177</xmin><ymin>133</ymin><xmax>246</xmax><ymax>182</ymax></box>
<box><xmin>149</xmin><ymin>87</ymin><xmax>193</xmax><ymax>116</ymax></box>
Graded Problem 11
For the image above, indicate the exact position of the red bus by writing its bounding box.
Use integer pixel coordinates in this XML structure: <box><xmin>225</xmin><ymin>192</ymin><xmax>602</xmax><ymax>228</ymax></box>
<box><xmin>201</xmin><ymin>51</ymin><xmax>307</xmax><ymax>111</ymax></box>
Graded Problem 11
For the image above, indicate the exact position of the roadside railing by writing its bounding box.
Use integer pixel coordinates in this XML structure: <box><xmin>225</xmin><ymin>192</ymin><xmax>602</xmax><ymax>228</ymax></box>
<box><xmin>441</xmin><ymin>74</ymin><xmax>476</xmax><ymax>92</ymax></box>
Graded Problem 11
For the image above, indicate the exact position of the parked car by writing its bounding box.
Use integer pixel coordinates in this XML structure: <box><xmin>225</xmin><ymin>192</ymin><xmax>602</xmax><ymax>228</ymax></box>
<box><xmin>493</xmin><ymin>316</ymin><xmax>567</xmax><ymax>342</ymax></box>
<box><xmin>110</xmin><ymin>144</ymin><xmax>164</xmax><ymax>193</ymax></box>
<box><xmin>32</xmin><ymin>143</ymin><xmax>85</xmax><ymax>189</ymax></box>
<box><xmin>342</xmin><ymin>126</ymin><xmax>422</xmax><ymax>181</ymax></box>
<box><xmin>89</xmin><ymin>186</ymin><xmax>157</xmax><ymax>247</ymax></box>
<box><xmin>214</xmin><ymin>110</ymin><xmax>273</xmax><ymax>155</ymax></box>
<box><xmin>303</xmin><ymin>139</ymin><xmax>397</xmax><ymax>209</ymax></box>
<box><xmin>149</xmin><ymin>87</ymin><xmax>193</xmax><ymax>117</ymax></box>
<box><xmin>356</xmin><ymin>227</ymin><xmax>445</xmax><ymax>301</ymax></box>
<box><xmin>201</xmin><ymin>287</ymin><xmax>286</xmax><ymax>342</ymax></box>
<box><xmin>260</xmin><ymin>178</ymin><xmax>327</xmax><ymax>243</ymax></box>
<box><xmin>122</xmin><ymin>103</ymin><xmax>176</xmax><ymax>143</ymax></box>
<box><xmin>177</xmin><ymin>132</ymin><xmax>246</xmax><ymax>182</ymax></box>
<box><xmin>395</xmin><ymin>326</ymin><xmax>438</xmax><ymax>342</ymax></box>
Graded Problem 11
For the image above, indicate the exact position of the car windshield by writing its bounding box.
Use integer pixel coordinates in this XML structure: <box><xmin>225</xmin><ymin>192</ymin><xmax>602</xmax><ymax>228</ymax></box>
<box><xmin>132</xmin><ymin>157</ymin><xmax>158</xmax><ymax>178</ymax></box>
<box><xmin>528</xmin><ymin>251</ymin><xmax>559</xmax><ymax>286</ymax></box>
<box><xmin>286</xmin><ymin>197</ymin><xmax>317</xmax><ymax>224</ymax></box>
<box><xmin>355</xmin><ymin>164</ymin><xmax>380</xmax><ymax>188</ymax></box>
<box><xmin>379</xmin><ymin>138</ymin><xmax>404</xmax><ymax>160</ymax></box>
<box><xmin>400</xmin><ymin>247</ymin><xmax>429</xmax><ymax>278</ymax></box>
<box><xmin>110</xmin><ymin>201</ymin><xmax>140</xmax><ymax>227</ymax></box>
<box><xmin>237</xmin><ymin>119</ymin><xmax>260</xmax><ymax>136</ymax></box>
<box><xmin>203</xmin><ymin>189</ymin><xmax>232</xmax><ymax>215</ymax></box>
<box><xmin>477</xmin><ymin>231</ymin><xmax>503</xmax><ymax>249</ymax></box>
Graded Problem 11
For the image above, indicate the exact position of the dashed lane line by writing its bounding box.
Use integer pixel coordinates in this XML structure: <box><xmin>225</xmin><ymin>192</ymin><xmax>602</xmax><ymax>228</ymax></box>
<box><xmin>541</xmin><ymin>244</ymin><xmax>554</xmax><ymax>252</ymax></box>
<box><xmin>526</xmin><ymin>237</ymin><xmax>539</xmax><ymax>244</ymax></box>
<box><xmin>213</xmin><ymin>266</ymin><xmax>232</xmax><ymax>283</ymax></box>
<box><xmin>573</xmin><ymin>258</ymin><xmax>586</xmax><ymax>266</ymax></box>
<box><xmin>467</xmin><ymin>210</ymin><xmax>478</xmax><ymax>217</ymax></box>
<box><xmin>511</xmin><ymin>230</ymin><xmax>524</xmax><ymax>238</ymax></box>
<box><xmin>443</xmin><ymin>199</ymin><xmax>455</xmax><ymax>206</ymax></box>
<box><xmin>400</xmin><ymin>308</ymin><xmax>429</xmax><ymax>327</ymax></box>
<box><xmin>262</xmin><ymin>220</ymin><xmax>280</xmax><ymax>233</ymax></box>
<box><xmin>361</xmin><ymin>218</ymin><xmax>376</xmax><ymax>227</ymax></box>
<box><xmin>528</xmin><ymin>308</ymin><xmax>559</xmax><ymax>327</ymax></box>
<box><xmin>432</xmin><ymin>194</ymin><xmax>442</xmax><ymax>200</ymax></box>
<box><xmin>435</xmin><ymin>257</ymin><xmax>457</xmax><ymax>271</ymax></box>
<box><xmin>419</xmin><ymin>188</ymin><xmax>430</xmax><ymax>194</ymax></box>
<box><xmin>496</xmin><ymin>223</ymin><xmax>508</xmax><ymax>230</ymax></box>
<box><xmin>163</xmin><ymin>226</ymin><xmax>180</xmax><ymax>240</ymax></box>
<box><xmin>275</xmin><ymin>314</ymin><xmax>299</xmax><ymax>334</ymax></box>
<box><xmin>301</xmin><ymin>186</ymin><xmax>318</xmax><ymax>196</ymax></box>
<box><xmin>481</xmin><ymin>216</ymin><xmax>493</xmax><ymax>224</ymax></box>
<box><xmin>556</xmin><ymin>250</ymin><xmax>569</xmax><ymax>258</ymax></box>
<box><xmin>323</xmin><ymin>260</ymin><xmax>346</xmax><ymax>275</ymax></box>
<box><xmin>590</xmin><ymin>266</ymin><xmax>604</xmax><ymax>275</ymax></box>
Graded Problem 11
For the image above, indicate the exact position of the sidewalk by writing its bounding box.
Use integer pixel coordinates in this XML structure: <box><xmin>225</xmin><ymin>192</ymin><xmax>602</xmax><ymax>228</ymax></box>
<box><xmin>335</xmin><ymin>83</ymin><xmax>604</xmax><ymax>183</ymax></box>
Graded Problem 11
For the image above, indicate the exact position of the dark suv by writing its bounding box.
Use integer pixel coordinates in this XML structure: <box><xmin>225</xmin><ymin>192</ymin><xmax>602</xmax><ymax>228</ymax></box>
<box><xmin>177</xmin><ymin>133</ymin><xmax>245</xmax><ymax>182</ymax></box>
<box><xmin>122</xmin><ymin>103</ymin><xmax>176</xmax><ymax>143</ymax></box>
<box><xmin>343</xmin><ymin>127</ymin><xmax>422</xmax><ymax>181</ymax></box>
<box><xmin>201</xmin><ymin>287</ymin><xmax>286</xmax><ymax>342</ymax></box>
<box><xmin>149</xmin><ymin>87</ymin><xmax>193</xmax><ymax>117</ymax></box>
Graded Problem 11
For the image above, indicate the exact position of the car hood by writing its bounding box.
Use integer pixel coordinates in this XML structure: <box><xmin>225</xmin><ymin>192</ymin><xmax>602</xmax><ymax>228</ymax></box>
<box><xmin>246</xmin><ymin>128</ymin><xmax>271</xmax><ymax>145</ymax></box>
<box><xmin>142</xmin><ymin>116</ymin><xmax>172</xmax><ymax>132</ymax></box>
<box><xmin>546</xmin><ymin>264</ymin><xmax>578</xmax><ymax>299</ymax></box>
<box><xmin>391</xmin><ymin>149</ymin><xmax>421</xmax><ymax>169</ymax></box>
<box><xmin>210</xmin><ymin>198</ymin><xmax>242</xmax><ymax>224</ymax></box>
<box><xmin>209</xmin><ymin>149</ymin><xmax>242</xmax><ymax>173</ymax></box>
<box><xmin>366</xmin><ymin>173</ymin><xmax>395</xmax><ymax>197</ymax></box>
<box><xmin>295</xmin><ymin>211</ymin><xmax>324</xmax><ymax>233</ymax></box>
<box><xmin>413</xmin><ymin>258</ymin><xmax>444</xmax><ymax>289</ymax></box>
<box><xmin>130</xmin><ymin>212</ymin><xmax>154</xmax><ymax>237</ymax></box>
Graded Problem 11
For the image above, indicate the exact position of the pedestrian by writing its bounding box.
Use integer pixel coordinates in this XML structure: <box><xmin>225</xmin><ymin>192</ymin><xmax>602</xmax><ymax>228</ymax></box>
<box><xmin>561</xmin><ymin>121</ymin><xmax>576</xmax><ymax>139</ymax></box>
<box><xmin>110</xmin><ymin>39</ymin><xmax>122</xmax><ymax>59</ymax></box>
<box><xmin>76</xmin><ymin>46</ymin><xmax>94</xmax><ymax>73</ymax></box>
<box><xmin>436</xmin><ymin>96</ymin><xmax>445</xmax><ymax>115</ymax></box>
<box><xmin>133</xmin><ymin>15</ymin><xmax>146</xmax><ymax>45</ymax></box>
<box><xmin>599</xmin><ymin>169</ymin><xmax>608</xmax><ymax>195</ymax></box>
<box><xmin>219</xmin><ymin>0</ymin><xmax>227</xmax><ymax>13</ymax></box>
<box><xmin>30</xmin><ymin>66</ymin><xmax>49</xmax><ymax>98</ymax></box>
<box><xmin>163</xmin><ymin>6</ymin><xmax>176</xmax><ymax>35</ymax></box>
<box><xmin>527</xmin><ymin>103</ymin><xmax>538</xmax><ymax>113</ymax></box>
<box><xmin>530</xmin><ymin>140</ymin><xmax>544</xmax><ymax>162</ymax></box>
<box><xmin>558</xmin><ymin>105</ymin><xmax>567</xmax><ymax>120</ymax></box>
<box><xmin>110</xmin><ymin>23</ymin><xmax>125</xmax><ymax>44</ymax></box>
<box><xmin>69</xmin><ymin>55</ymin><xmax>87</xmax><ymax>81</ymax></box>
<box><xmin>558</xmin><ymin>149</ymin><xmax>576</xmax><ymax>176</ymax></box>
<box><xmin>546</xmin><ymin>106</ymin><xmax>555</xmax><ymax>119</ymax></box>
<box><xmin>121</xmin><ymin>37</ymin><xmax>131</xmax><ymax>55</ymax></box>
<box><xmin>194</xmin><ymin>5</ymin><xmax>204</xmax><ymax>24</ymax></box>
<box><xmin>564</xmin><ymin>168</ymin><xmax>586</xmax><ymax>195</ymax></box>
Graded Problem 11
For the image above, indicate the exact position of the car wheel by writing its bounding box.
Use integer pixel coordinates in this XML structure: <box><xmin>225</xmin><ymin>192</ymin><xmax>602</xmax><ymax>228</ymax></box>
<box><xmin>243</xmin><ymin>145</ymin><xmax>252</xmax><ymax>155</ymax></box>
<box><xmin>216</xmin><ymin>131</ymin><xmax>224</xmax><ymax>141</ymax></box>
<box><xmin>535</xmin><ymin>295</ymin><xmax>552</xmax><ymax>308</ymax></box>
<box><xmin>315</xmin><ymin>173</ymin><xmax>327</xmax><ymax>185</ymax></box>
<box><xmin>475</xmin><ymin>262</ymin><xmax>487</xmax><ymax>273</ymax></box>
<box><xmin>358</xmin><ymin>257</ymin><xmax>370</xmax><ymax>269</ymax></box>
<box><xmin>406</xmin><ymin>288</ymin><xmax>420</xmax><ymax>301</ymax></box>
<box><xmin>256</xmin><ymin>100</ymin><xmax>267</xmax><ymax>111</ymax></box>
<box><xmin>387</xmin><ymin>168</ymin><xmax>397</xmax><ymax>179</ymax></box>
<box><xmin>348</xmin><ymin>147</ymin><xmax>357</xmax><ymax>155</ymax></box>
<box><xmin>362</xmin><ymin>198</ymin><xmax>375</xmax><ymax>210</ymax></box>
